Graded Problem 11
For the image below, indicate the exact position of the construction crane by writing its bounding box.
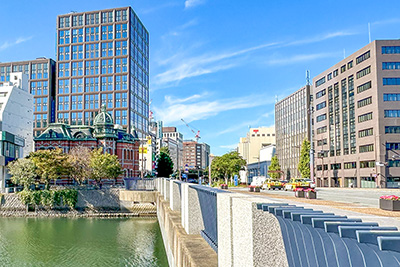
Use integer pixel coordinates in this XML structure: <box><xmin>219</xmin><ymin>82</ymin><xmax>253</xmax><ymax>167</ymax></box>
<box><xmin>181</xmin><ymin>118</ymin><xmax>201</xmax><ymax>142</ymax></box>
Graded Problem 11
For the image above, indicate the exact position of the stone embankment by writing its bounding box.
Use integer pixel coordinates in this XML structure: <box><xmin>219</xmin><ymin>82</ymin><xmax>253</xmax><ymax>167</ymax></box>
<box><xmin>0</xmin><ymin>189</ymin><xmax>156</xmax><ymax>218</ymax></box>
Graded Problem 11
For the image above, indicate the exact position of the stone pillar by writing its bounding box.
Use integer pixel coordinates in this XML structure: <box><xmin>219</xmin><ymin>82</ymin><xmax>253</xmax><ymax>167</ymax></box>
<box><xmin>181</xmin><ymin>182</ymin><xmax>189</xmax><ymax>230</ymax></box>
<box><xmin>217</xmin><ymin>194</ymin><xmax>288</xmax><ymax>267</ymax></box>
<box><xmin>170</xmin><ymin>180</ymin><xmax>181</xmax><ymax>211</ymax></box>
<box><xmin>165</xmin><ymin>179</ymin><xmax>170</xmax><ymax>202</ymax></box>
<box><xmin>185</xmin><ymin>185</ymin><xmax>204</xmax><ymax>235</ymax></box>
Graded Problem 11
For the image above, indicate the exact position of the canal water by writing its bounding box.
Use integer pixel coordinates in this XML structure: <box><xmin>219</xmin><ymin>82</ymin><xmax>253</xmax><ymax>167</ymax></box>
<box><xmin>0</xmin><ymin>217</ymin><xmax>169</xmax><ymax>266</ymax></box>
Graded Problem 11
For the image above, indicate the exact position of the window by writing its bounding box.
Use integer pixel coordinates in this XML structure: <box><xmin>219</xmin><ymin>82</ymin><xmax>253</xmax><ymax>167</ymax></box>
<box><xmin>347</xmin><ymin>60</ymin><xmax>353</xmax><ymax>69</ymax></box>
<box><xmin>344</xmin><ymin>162</ymin><xmax>356</xmax><ymax>169</ymax></box>
<box><xmin>359</xmin><ymin>144</ymin><xmax>374</xmax><ymax>153</ymax></box>
<box><xmin>101</xmin><ymin>42</ymin><xmax>113</xmax><ymax>57</ymax></box>
<box><xmin>327</xmin><ymin>73</ymin><xmax>332</xmax><ymax>81</ymax></box>
<box><xmin>357</xmin><ymin>81</ymin><xmax>371</xmax><ymax>93</ymax></box>
<box><xmin>385</xmin><ymin>126</ymin><xmax>400</xmax><ymax>134</ymax></box>
<box><xmin>317</xmin><ymin>126</ymin><xmax>327</xmax><ymax>134</ymax></box>
<box><xmin>72</xmin><ymin>28</ymin><xmax>83</xmax><ymax>43</ymax></box>
<box><xmin>101</xmin><ymin>25</ymin><xmax>113</xmax><ymax>40</ymax></box>
<box><xmin>356</xmin><ymin>50</ymin><xmax>370</xmax><ymax>64</ymax></box>
<box><xmin>72</xmin><ymin>45</ymin><xmax>83</xmax><ymax>60</ymax></box>
<box><xmin>85</xmin><ymin>60</ymin><xmax>99</xmax><ymax>75</ymax></box>
<box><xmin>341</xmin><ymin>65</ymin><xmax>346</xmax><ymax>73</ymax></box>
<box><xmin>59</xmin><ymin>30</ymin><xmax>70</xmax><ymax>45</ymax></box>
<box><xmin>85</xmin><ymin>43</ymin><xmax>99</xmax><ymax>59</ymax></box>
<box><xmin>358</xmin><ymin>112</ymin><xmax>372</xmax><ymax>123</ymax></box>
<box><xmin>382</xmin><ymin>62</ymin><xmax>400</xmax><ymax>70</ymax></box>
<box><xmin>357</xmin><ymin>96</ymin><xmax>372</xmax><ymax>108</ymax></box>
<box><xmin>330</xmin><ymin>163</ymin><xmax>341</xmax><ymax>170</ymax></box>
<box><xmin>333</xmin><ymin>69</ymin><xmax>338</xmax><ymax>77</ymax></box>
<box><xmin>315</xmin><ymin>77</ymin><xmax>326</xmax><ymax>87</ymax></box>
<box><xmin>383</xmin><ymin>78</ymin><xmax>400</xmax><ymax>85</ymax></box>
<box><xmin>85</xmin><ymin>27</ymin><xmax>99</xmax><ymax>42</ymax></box>
<box><xmin>316</xmin><ymin>89</ymin><xmax>326</xmax><ymax>99</ymax></box>
<box><xmin>382</xmin><ymin>46</ymin><xmax>400</xmax><ymax>54</ymax></box>
<box><xmin>317</xmin><ymin>139</ymin><xmax>327</xmax><ymax>146</ymax></box>
<box><xmin>316</xmin><ymin>114</ymin><xmax>327</xmax><ymax>122</ymax></box>
<box><xmin>387</xmin><ymin>143</ymin><xmax>400</xmax><ymax>150</ymax></box>
<box><xmin>359</xmin><ymin>128</ymin><xmax>373</xmax><ymax>138</ymax></box>
<box><xmin>384</xmin><ymin>94</ymin><xmax>400</xmax><ymax>101</ymax></box>
<box><xmin>388</xmin><ymin>160</ymin><xmax>400</xmax><ymax>167</ymax></box>
<box><xmin>115</xmin><ymin>24</ymin><xmax>127</xmax><ymax>39</ymax></box>
<box><xmin>85</xmin><ymin>77</ymin><xmax>99</xmax><ymax>92</ymax></box>
<box><xmin>101</xmin><ymin>93</ymin><xmax>113</xmax><ymax>108</ymax></box>
<box><xmin>356</xmin><ymin>66</ymin><xmax>371</xmax><ymax>79</ymax></box>
<box><xmin>316</xmin><ymin>101</ymin><xmax>326</xmax><ymax>110</ymax></box>
<box><xmin>360</xmin><ymin>160</ymin><xmax>375</xmax><ymax>168</ymax></box>
<box><xmin>384</xmin><ymin>110</ymin><xmax>400</xmax><ymax>117</ymax></box>
<box><xmin>101</xmin><ymin>59</ymin><xmax>113</xmax><ymax>74</ymax></box>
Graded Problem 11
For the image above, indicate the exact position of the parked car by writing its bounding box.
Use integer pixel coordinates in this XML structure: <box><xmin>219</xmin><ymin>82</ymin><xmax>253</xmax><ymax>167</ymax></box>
<box><xmin>284</xmin><ymin>178</ymin><xmax>310</xmax><ymax>191</ymax></box>
<box><xmin>304</xmin><ymin>179</ymin><xmax>316</xmax><ymax>189</ymax></box>
<box><xmin>262</xmin><ymin>179</ymin><xmax>283</xmax><ymax>190</ymax></box>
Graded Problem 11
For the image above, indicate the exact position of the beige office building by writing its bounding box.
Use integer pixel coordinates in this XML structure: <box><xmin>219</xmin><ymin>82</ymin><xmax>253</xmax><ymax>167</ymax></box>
<box><xmin>313</xmin><ymin>40</ymin><xmax>400</xmax><ymax>188</ymax></box>
<box><xmin>238</xmin><ymin>127</ymin><xmax>275</xmax><ymax>164</ymax></box>
<box><xmin>275</xmin><ymin>85</ymin><xmax>311</xmax><ymax>179</ymax></box>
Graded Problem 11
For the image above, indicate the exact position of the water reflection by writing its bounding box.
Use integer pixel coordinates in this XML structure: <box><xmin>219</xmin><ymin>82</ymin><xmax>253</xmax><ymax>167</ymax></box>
<box><xmin>0</xmin><ymin>217</ymin><xmax>168</xmax><ymax>266</ymax></box>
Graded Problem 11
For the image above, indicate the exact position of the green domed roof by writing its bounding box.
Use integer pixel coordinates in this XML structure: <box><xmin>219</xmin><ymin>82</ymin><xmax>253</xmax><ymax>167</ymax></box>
<box><xmin>94</xmin><ymin>105</ymin><xmax>113</xmax><ymax>126</ymax></box>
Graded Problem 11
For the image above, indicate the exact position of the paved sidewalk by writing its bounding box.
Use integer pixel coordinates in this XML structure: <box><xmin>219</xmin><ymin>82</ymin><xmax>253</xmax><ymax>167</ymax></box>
<box><xmin>229</xmin><ymin>188</ymin><xmax>400</xmax><ymax>229</ymax></box>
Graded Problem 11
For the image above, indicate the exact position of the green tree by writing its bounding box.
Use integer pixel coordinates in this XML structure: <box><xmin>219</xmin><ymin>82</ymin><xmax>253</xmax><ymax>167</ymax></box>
<box><xmin>90</xmin><ymin>148</ymin><xmax>123</xmax><ymax>181</ymax></box>
<box><xmin>298</xmin><ymin>139</ymin><xmax>311</xmax><ymax>178</ymax></box>
<box><xmin>268</xmin><ymin>155</ymin><xmax>281</xmax><ymax>179</ymax></box>
<box><xmin>156</xmin><ymin>151</ymin><xmax>174</xmax><ymax>178</ymax></box>
<box><xmin>30</xmin><ymin>149</ymin><xmax>70</xmax><ymax>189</ymax></box>
<box><xmin>211</xmin><ymin>151</ymin><xmax>245</xmax><ymax>184</ymax></box>
<box><xmin>160</xmin><ymin>146</ymin><xmax>170</xmax><ymax>155</ymax></box>
<box><xmin>7</xmin><ymin>158</ymin><xmax>37</xmax><ymax>190</ymax></box>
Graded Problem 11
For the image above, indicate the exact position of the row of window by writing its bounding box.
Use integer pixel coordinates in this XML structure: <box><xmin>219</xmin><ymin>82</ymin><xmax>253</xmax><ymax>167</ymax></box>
<box><xmin>386</xmin><ymin>143</ymin><xmax>400</xmax><ymax>150</ymax></box>
<box><xmin>357</xmin><ymin>81</ymin><xmax>371</xmax><ymax>93</ymax></box>
<box><xmin>57</xmin><ymin>110</ymin><xmax>128</xmax><ymax>126</ymax></box>
<box><xmin>31</xmin><ymin>81</ymin><xmax>49</xmax><ymax>96</ymax></box>
<box><xmin>58</xmin><ymin>93</ymin><xmax>128</xmax><ymax>111</ymax></box>
<box><xmin>359</xmin><ymin>144</ymin><xmax>374</xmax><ymax>153</ymax></box>
<box><xmin>58</xmin><ymin>59</ymin><xmax>128</xmax><ymax>77</ymax></box>
<box><xmin>33</xmin><ymin>97</ymin><xmax>48</xmax><ymax>112</ymax></box>
<box><xmin>316</xmin><ymin>101</ymin><xmax>326</xmax><ymax>111</ymax></box>
<box><xmin>58</xmin><ymin>75</ymin><xmax>128</xmax><ymax>94</ymax></box>
<box><xmin>384</xmin><ymin>94</ymin><xmax>400</xmax><ymax>101</ymax></box>
<box><xmin>356</xmin><ymin>50</ymin><xmax>370</xmax><ymax>64</ymax></box>
<box><xmin>382</xmin><ymin>46</ymin><xmax>400</xmax><ymax>54</ymax></box>
<box><xmin>357</xmin><ymin>96</ymin><xmax>372</xmax><ymax>108</ymax></box>
<box><xmin>358</xmin><ymin>128</ymin><xmax>373</xmax><ymax>138</ymax></box>
<box><xmin>358</xmin><ymin>112</ymin><xmax>373</xmax><ymax>123</ymax></box>
<box><xmin>386</xmin><ymin>126</ymin><xmax>400</xmax><ymax>134</ymax></box>
<box><xmin>384</xmin><ymin>110</ymin><xmax>400</xmax><ymax>117</ymax></box>
<box><xmin>356</xmin><ymin>66</ymin><xmax>371</xmax><ymax>79</ymax></box>
<box><xmin>59</xmin><ymin>24</ymin><xmax>128</xmax><ymax>44</ymax></box>
<box><xmin>59</xmin><ymin>10</ymin><xmax>128</xmax><ymax>28</ymax></box>
<box><xmin>382</xmin><ymin>62</ymin><xmax>400</xmax><ymax>70</ymax></box>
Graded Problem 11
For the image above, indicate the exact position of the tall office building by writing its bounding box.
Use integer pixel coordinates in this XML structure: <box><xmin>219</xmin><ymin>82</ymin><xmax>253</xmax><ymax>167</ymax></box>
<box><xmin>162</xmin><ymin>127</ymin><xmax>183</xmax><ymax>171</ymax></box>
<box><xmin>56</xmin><ymin>7</ymin><xmax>149</xmax><ymax>138</ymax></box>
<box><xmin>0</xmin><ymin>58</ymin><xmax>56</xmax><ymax>136</ymax></box>
<box><xmin>275</xmin><ymin>85</ymin><xmax>311</xmax><ymax>179</ymax></box>
<box><xmin>313</xmin><ymin>40</ymin><xmax>400</xmax><ymax>188</ymax></box>
<box><xmin>183</xmin><ymin>141</ymin><xmax>210</xmax><ymax>170</ymax></box>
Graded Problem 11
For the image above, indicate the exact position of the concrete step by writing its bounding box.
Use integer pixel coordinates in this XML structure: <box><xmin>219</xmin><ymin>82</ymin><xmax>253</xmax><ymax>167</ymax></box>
<box><xmin>324</xmin><ymin>222</ymin><xmax>378</xmax><ymax>233</ymax></box>
<box><xmin>378</xmin><ymin>236</ymin><xmax>400</xmax><ymax>253</ymax></box>
<box><xmin>357</xmin><ymin>230</ymin><xmax>400</xmax><ymax>245</ymax></box>
<box><xmin>339</xmin><ymin>226</ymin><xmax>398</xmax><ymax>239</ymax></box>
<box><xmin>301</xmin><ymin>214</ymin><xmax>347</xmax><ymax>225</ymax></box>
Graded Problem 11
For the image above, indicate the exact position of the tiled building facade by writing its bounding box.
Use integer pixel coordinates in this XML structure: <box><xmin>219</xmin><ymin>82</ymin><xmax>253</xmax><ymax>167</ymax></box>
<box><xmin>55</xmin><ymin>7</ymin><xmax>149</xmax><ymax>138</ymax></box>
<box><xmin>313</xmin><ymin>40</ymin><xmax>400</xmax><ymax>188</ymax></box>
<box><xmin>0</xmin><ymin>58</ymin><xmax>56</xmax><ymax>136</ymax></box>
<box><xmin>275</xmin><ymin>85</ymin><xmax>311</xmax><ymax>179</ymax></box>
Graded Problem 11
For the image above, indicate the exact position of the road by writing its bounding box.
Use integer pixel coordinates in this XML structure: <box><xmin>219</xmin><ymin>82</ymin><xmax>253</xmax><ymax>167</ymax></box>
<box><xmin>230</xmin><ymin>187</ymin><xmax>400</xmax><ymax>208</ymax></box>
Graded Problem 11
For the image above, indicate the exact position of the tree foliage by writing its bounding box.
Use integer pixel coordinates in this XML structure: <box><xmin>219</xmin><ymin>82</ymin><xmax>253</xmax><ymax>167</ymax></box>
<box><xmin>90</xmin><ymin>148</ymin><xmax>123</xmax><ymax>181</ymax></box>
<box><xmin>156</xmin><ymin>151</ymin><xmax>174</xmax><ymax>178</ymax></box>
<box><xmin>68</xmin><ymin>146</ymin><xmax>92</xmax><ymax>184</ymax></box>
<box><xmin>211</xmin><ymin>151</ymin><xmax>246</xmax><ymax>184</ymax></box>
<box><xmin>268</xmin><ymin>155</ymin><xmax>281</xmax><ymax>179</ymax></box>
<box><xmin>298</xmin><ymin>139</ymin><xmax>311</xmax><ymax>178</ymax></box>
<box><xmin>29</xmin><ymin>149</ymin><xmax>70</xmax><ymax>189</ymax></box>
<box><xmin>160</xmin><ymin>146</ymin><xmax>170</xmax><ymax>156</ymax></box>
<box><xmin>7</xmin><ymin>158</ymin><xmax>37</xmax><ymax>190</ymax></box>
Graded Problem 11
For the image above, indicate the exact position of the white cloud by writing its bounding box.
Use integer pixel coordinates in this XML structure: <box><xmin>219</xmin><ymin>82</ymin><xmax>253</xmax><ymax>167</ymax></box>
<box><xmin>153</xmin><ymin>93</ymin><xmax>275</xmax><ymax>125</ymax></box>
<box><xmin>184</xmin><ymin>0</ymin><xmax>205</xmax><ymax>9</ymax></box>
<box><xmin>219</xmin><ymin>143</ymin><xmax>238</xmax><ymax>150</ymax></box>
<box><xmin>0</xmin><ymin>36</ymin><xmax>33</xmax><ymax>51</ymax></box>
<box><xmin>153</xmin><ymin>42</ymin><xmax>279</xmax><ymax>88</ymax></box>
<box><xmin>266</xmin><ymin>52</ymin><xmax>340</xmax><ymax>66</ymax></box>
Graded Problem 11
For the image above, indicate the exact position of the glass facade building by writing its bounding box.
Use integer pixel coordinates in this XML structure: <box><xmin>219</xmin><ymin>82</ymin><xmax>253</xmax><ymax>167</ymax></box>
<box><xmin>0</xmin><ymin>59</ymin><xmax>56</xmax><ymax>136</ymax></box>
<box><xmin>56</xmin><ymin>7</ymin><xmax>149</xmax><ymax>138</ymax></box>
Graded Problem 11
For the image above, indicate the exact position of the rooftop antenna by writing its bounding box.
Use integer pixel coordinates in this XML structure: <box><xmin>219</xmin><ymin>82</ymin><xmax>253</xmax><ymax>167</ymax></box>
<box><xmin>306</xmin><ymin>70</ymin><xmax>310</xmax><ymax>86</ymax></box>
<box><xmin>368</xmin><ymin>22</ymin><xmax>371</xmax><ymax>43</ymax></box>
<box><xmin>343</xmin><ymin>49</ymin><xmax>346</xmax><ymax>59</ymax></box>
<box><xmin>275</xmin><ymin>95</ymin><xmax>278</xmax><ymax>103</ymax></box>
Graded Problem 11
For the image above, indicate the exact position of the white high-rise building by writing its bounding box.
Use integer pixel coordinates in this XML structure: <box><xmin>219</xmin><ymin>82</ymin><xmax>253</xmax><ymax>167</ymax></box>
<box><xmin>0</xmin><ymin>73</ymin><xmax>33</xmax><ymax>191</ymax></box>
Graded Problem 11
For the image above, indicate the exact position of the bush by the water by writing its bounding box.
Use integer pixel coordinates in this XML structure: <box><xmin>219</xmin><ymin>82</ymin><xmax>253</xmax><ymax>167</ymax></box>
<box><xmin>18</xmin><ymin>189</ymin><xmax>78</xmax><ymax>209</ymax></box>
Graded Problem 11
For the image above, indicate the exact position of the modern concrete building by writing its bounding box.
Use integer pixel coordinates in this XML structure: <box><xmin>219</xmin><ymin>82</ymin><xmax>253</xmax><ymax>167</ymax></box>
<box><xmin>55</xmin><ymin>7</ymin><xmax>149</xmax><ymax>138</ymax></box>
<box><xmin>313</xmin><ymin>40</ymin><xmax>400</xmax><ymax>188</ymax></box>
<box><xmin>0</xmin><ymin>58</ymin><xmax>56</xmax><ymax>137</ymax></box>
<box><xmin>162</xmin><ymin>127</ymin><xmax>183</xmax><ymax>172</ymax></box>
<box><xmin>182</xmin><ymin>141</ymin><xmax>210</xmax><ymax>170</ymax></box>
<box><xmin>0</xmin><ymin>73</ymin><xmax>33</xmax><ymax>191</ymax></box>
<box><xmin>247</xmin><ymin>144</ymin><xmax>276</xmax><ymax>183</ymax></box>
<box><xmin>238</xmin><ymin>127</ymin><xmax>275</xmax><ymax>164</ymax></box>
<box><xmin>275</xmin><ymin>85</ymin><xmax>311</xmax><ymax>179</ymax></box>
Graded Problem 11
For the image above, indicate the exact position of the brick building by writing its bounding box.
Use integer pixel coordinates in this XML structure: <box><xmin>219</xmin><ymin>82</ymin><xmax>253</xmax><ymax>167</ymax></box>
<box><xmin>34</xmin><ymin>105</ymin><xmax>139</xmax><ymax>183</ymax></box>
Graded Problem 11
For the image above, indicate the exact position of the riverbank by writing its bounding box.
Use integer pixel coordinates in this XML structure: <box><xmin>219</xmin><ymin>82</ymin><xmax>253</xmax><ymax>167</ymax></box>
<box><xmin>0</xmin><ymin>189</ymin><xmax>157</xmax><ymax>218</ymax></box>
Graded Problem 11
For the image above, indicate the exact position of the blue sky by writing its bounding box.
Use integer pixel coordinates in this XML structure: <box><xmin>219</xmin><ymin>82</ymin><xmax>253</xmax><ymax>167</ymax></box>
<box><xmin>1</xmin><ymin>0</ymin><xmax>400</xmax><ymax>155</ymax></box>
